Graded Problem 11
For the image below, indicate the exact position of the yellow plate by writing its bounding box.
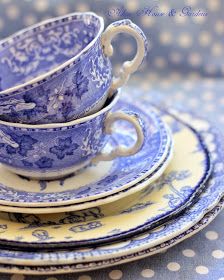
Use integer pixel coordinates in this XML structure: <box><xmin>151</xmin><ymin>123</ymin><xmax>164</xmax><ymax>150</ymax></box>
<box><xmin>0</xmin><ymin>114</ymin><xmax>211</xmax><ymax>248</ymax></box>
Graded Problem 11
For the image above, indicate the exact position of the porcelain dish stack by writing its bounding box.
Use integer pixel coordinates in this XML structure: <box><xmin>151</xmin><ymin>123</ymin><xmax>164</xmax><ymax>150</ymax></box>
<box><xmin>0</xmin><ymin>12</ymin><xmax>222</xmax><ymax>275</ymax></box>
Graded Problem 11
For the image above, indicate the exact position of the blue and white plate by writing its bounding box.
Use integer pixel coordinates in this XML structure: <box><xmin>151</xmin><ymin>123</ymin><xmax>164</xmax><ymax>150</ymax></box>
<box><xmin>0</xmin><ymin>200</ymin><xmax>222</xmax><ymax>275</ymax></box>
<box><xmin>0</xmin><ymin>108</ymin><xmax>221</xmax><ymax>267</ymax></box>
<box><xmin>0</xmin><ymin>105</ymin><xmax>214</xmax><ymax>249</ymax></box>
<box><xmin>0</xmin><ymin>144</ymin><xmax>173</xmax><ymax>214</ymax></box>
<box><xmin>0</xmin><ymin>109</ymin><xmax>221</xmax><ymax>269</ymax></box>
<box><xmin>0</xmin><ymin>102</ymin><xmax>171</xmax><ymax>208</ymax></box>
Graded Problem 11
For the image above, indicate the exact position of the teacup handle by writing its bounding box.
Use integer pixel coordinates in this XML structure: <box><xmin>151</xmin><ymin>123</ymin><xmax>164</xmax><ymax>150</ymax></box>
<box><xmin>101</xmin><ymin>19</ymin><xmax>148</xmax><ymax>93</ymax></box>
<box><xmin>93</xmin><ymin>111</ymin><xmax>145</xmax><ymax>163</ymax></box>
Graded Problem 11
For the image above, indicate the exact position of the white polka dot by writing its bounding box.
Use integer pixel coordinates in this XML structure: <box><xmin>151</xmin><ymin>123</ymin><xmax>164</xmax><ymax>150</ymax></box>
<box><xmin>169</xmin><ymin>52</ymin><xmax>182</xmax><ymax>64</ymax></box>
<box><xmin>6</xmin><ymin>4</ymin><xmax>20</xmax><ymax>20</ymax></box>
<box><xmin>169</xmin><ymin>72</ymin><xmax>182</xmax><ymax>80</ymax></box>
<box><xmin>174</xmin><ymin>91</ymin><xmax>184</xmax><ymax>100</ymax></box>
<box><xmin>121</xmin><ymin>42</ymin><xmax>134</xmax><ymax>55</ymax></box>
<box><xmin>125</xmin><ymin>1</ymin><xmax>138</xmax><ymax>12</ymax></box>
<box><xmin>77</xmin><ymin>275</ymin><xmax>92</xmax><ymax>280</ymax></box>
<box><xmin>183</xmin><ymin>81</ymin><xmax>194</xmax><ymax>90</ymax></box>
<box><xmin>205</xmin><ymin>65</ymin><xmax>217</xmax><ymax>75</ymax></box>
<box><xmin>188</xmin><ymin>52</ymin><xmax>202</xmax><ymax>67</ymax></box>
<box><xmin>23</xmin><ymin>14</ymin><xmax>37</xmax><ymax>26</ymax></box>
<box><xmin>160</xmin><ymin>79</ymin><xmax>172</xmax><ymax>89</ymax></box>
<box><xmin>204</xmin><ymin>104</ymin><xmax>215</xmax><ymax>112</ymax></box>
<box><xmin>182</xmin><ymin>249</ymin><xmax>196</xmax><ymax>257</ymax></box>
<box><xmin>175</xmin><ymin>15</ymin><xmax>187</xmax><ymax>24</ymax></box>
<box><xmin>207</xmin><ymin>0</ymin><xmax>220</xmax><ymax>11</ymax></box>
<box><xmin>202</xmin><ymin>91</ymin><xmax>214</xmax><ymax>101</ymax></box>
<box><xmin>76</xmin><ymin>3</ymin><xmax>90</xmax><ymax>12</ymax></box>
<box><xmin>205</xmin><ymin>230</ymin><xmax>219</xmax><ymax>240</ymax></box>
<box><xmin>34</xmin><ymin>0</ymin><xmax>49</xmax><ymax>12</ymax></box>
<box><xmin>10</xmin><ymin>275</ymin><xmax>25</xmax><ymax>280</ymax></box>
<box><xmin>147</xmin><ymin>73</ymin><xmax>158</xmax><ymax>81</ymax></box>
<box><xmin>141</xmin><ymin>269</ymin><xmax>155</xmax><ymax>278</ymax></box>
<box><xmin>198</xmin><ymin>31</ymin><xmax>212</xmax><ymax>47</ymax></box>
<box><xmin>141</xmin><ymin>81</ymin><xmax>151</xmax><ymax>91</ymax></box>
<box><xmin>212</xmin><ymin>250</ymin><xmax>224</xmax><ymax>259</ymax></box>
<box><xmin>195</xmin><ymin>265</ymin><xmax>209</xmax><ymax>275</ymax></box>
<box><xmin>160</xmin><ymin>3</ymin><xmax>170</xmax><ymax>13</ymax></box>
<box><xmin>55</xmin><ymin>3</ymin><xmax>69</xmax><ymax>15</ymax></box>
<box><xmin>185</xmin><ymin>0</ymin><xmax>198</xmax><ymax>5</ymax></box>
<box><xmin>109</xmin><ymin>269</ymin><xmax>123</xmax><ymax>279</ymax></box>
<box><xmin>141</xmin><ymin>16</ymin><xmax>155</xmax><ymax>27</ymax></box>
<box><xmin>215</xmin><ymin>20</ymin><xmax>224</xmax><ymax>34</ymax></box>
<box><xmin>192</xmin><ymin>15</ymin><xmax>206</xmax><ymax>24</ymax></box>
<box><xmin>211</xmin><ymin>43</ymin><xmax>223</xmax><ymax>56</ymax></box>
<box><xmin>159</xmin><ymin>32</ymin><xmax>172</xmax><ymax>45</ymax></box>
<box><xmin>178</xmin><ymin>33</ymin><xmax>192</xmax><ymax>48</ymax></box>
<box><xmin>188</xmin><ymin>71</ymin><xmax>201</xmax><ymax>80</ymax></box>
<box><xmin>154</xmin><ymin>57</ymin><xmax>167</xmax><ymax>68</ymax></box>
<box><xmin>188</xmin><ymin>98</ymin><xmax>199</xmax><ymax>108</ymax></box>
<box><xmin>167</xmin><ymin>262</ymin><xmax>181</xmax><ymax>271</ymax></box>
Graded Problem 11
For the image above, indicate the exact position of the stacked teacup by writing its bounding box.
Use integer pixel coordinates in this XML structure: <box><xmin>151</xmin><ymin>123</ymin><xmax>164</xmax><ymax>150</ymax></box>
<box><xmin>0</xmin><ymin>12</ymin><xmax>148</xmax><ymax>179</ymax></box>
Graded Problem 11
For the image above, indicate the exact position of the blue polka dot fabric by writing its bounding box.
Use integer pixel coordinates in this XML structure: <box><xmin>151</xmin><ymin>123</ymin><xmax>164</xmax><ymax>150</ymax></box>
<box><xmin>0</xmin><ymin>0</ymin><xmax>223</xmax><ymax>279</ymax></box>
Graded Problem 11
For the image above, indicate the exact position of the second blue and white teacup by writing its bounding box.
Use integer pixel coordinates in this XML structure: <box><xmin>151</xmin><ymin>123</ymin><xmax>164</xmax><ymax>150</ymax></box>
<box><xmin>0</xmin><ymin>91</ymin><xmax>145</xmax><ymax>180</ymax></box>
<box><xmin>0</xmin><ymin>12</ymin><xmax>148</xmax><ymax>124</ymax></box>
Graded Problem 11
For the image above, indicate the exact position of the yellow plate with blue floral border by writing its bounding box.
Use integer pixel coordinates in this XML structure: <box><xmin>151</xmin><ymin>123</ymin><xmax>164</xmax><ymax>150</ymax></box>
<box><xmin>0</xmin><ymin>110</ymin><xmax>212</xmax><ymax>249</ymax></box>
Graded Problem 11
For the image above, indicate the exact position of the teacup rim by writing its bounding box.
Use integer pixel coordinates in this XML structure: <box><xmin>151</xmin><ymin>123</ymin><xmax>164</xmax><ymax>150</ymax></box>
<box><xmin>0</xmin><ymin>91</ymin><xmax>119</xmax><ymax>129</ymax></box>
<box><xmin>0</xmin><ymin>12</ymin><xmax>104</xmax><ymax>95</ymax></box>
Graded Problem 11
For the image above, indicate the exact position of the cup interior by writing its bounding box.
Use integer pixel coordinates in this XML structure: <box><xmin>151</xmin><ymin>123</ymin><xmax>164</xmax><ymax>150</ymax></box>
<box><xmin>0</xmin><ymin>13</ymin><xmax>102</xmax><ymax>91</ymax></box>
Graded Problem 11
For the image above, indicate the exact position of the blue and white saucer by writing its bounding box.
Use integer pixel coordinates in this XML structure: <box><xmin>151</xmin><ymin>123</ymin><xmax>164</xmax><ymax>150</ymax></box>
<box><xmin>0</xmin><ymin>110</ymin><xmax>221</xmax><ymax>271</ymax></box>
<box><xmin>0</xmin><ymin>102</ymin><xmax>171</xmax><ymax>209</ymax></box>
<box><xmin>0</xmin><ymin>105</ymin><xmax>213</xmax><ymax>249</ymax></box>
<box><xmin>0</xmin><ymin>144</ymin><xmax>172</xmax><ymax>214</ymax></box>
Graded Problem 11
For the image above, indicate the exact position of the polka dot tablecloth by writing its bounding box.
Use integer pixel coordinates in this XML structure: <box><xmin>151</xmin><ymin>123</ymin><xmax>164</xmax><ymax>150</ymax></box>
<box><xmin>0</xmin><ymin>0</ymin><xmax>223</xmax><ymax>279</ymax></box>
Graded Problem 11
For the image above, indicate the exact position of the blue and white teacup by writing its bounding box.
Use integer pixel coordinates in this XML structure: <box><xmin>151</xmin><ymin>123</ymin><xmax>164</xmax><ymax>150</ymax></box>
<box><xmin>0</xmin><ymin>91</ymin><xmax>145</xmax><ymax>180</ymax></box>
<box><xmin>0</xmin><ymin>12</ymin><xmax>148</xmax><ymax>124</ymax></box>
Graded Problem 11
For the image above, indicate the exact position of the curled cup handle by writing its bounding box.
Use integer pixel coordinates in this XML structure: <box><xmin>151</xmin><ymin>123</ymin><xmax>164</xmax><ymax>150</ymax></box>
<box><xmin>93</xmin><ymin>111</ymin><xmax>145</xmax><ymax>163</ymax></box>
<box><xmin>101</xmin><ymin>19</ymin><xmax>148</xmax><ymax>93</ymax></box>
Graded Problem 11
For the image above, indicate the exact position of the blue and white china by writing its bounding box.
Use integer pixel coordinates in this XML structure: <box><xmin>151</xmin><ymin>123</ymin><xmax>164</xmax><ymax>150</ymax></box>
<box><xmin>0</xmin><ymin>108</ymin><xmax>213</xmax><ymax>249</ymax></box>
<box><xmin>0</xmin><ymin>144</ymin><xmax>172</xmax><ymax>213</ymax></box>
<box><xmin>0</xmin><ymin>201</ymin><xmax>222</xmax><ymax>275</ymax></box>
<box><xmin>0</xmin><ymin>92</ymin><xmax>147</xmax><ymax>179</ymax></box>
<box><xmin>0</xmin><ymin>12</ymin><xmax>148</xmax><ymax>124</ymax></box>
<box><xmin>0</xmin><ymin>110</ymin><xmax>220</xmax><ymax>268</ymax></box>
<box><xmin>0</xmin><ymin>100</ymin><xmax>171</xmax><ymax>209</ymax></box>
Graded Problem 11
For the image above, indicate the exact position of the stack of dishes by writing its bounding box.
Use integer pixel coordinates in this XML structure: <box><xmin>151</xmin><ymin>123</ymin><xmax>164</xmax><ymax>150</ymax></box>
<box><xmin>0</xmin><ymin>12</ymin><xmax>222</xmax><ymax>276</ymax></box>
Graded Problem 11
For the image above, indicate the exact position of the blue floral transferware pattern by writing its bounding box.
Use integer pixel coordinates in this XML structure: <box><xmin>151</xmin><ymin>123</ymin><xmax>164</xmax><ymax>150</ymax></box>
<box><xmin>0</xmin><ymin>92</ymin><xmax>147</xmax><ymax>179</ymax></box>
<box><xmin>0</xmin><ymin>13</ymin><xmax>148</xmax><ymax>124</ymax></box>
<box><xmin>0</xmin><ymin>13</ymin><xmax>111</xmax><ymax>123</ymax></box>
<box><xmin>0</xmin><ymin>109</ymin><xmax>221</xmax><ymax>267</ymax></box>
<box><xmin>0</xmin><ymin>98</ymin><xmax>170</xmax><ymax>206</ymax></box>
<box><xmin>0</xmin><ymin>200</ymin><xmax>222</xmax><ymax>275</ymax></box>
<box><xmin>0</xmin><ymin>144</ymin><xmax>173</xmax><ymax>214</ymax></box>
<box><xmin>0</xmin><ymin>107</ymin><xmax>212</xmax><ymax>248</ymax></box>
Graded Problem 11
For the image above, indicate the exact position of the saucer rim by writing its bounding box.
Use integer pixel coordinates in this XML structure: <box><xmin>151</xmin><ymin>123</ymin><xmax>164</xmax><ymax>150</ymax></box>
<box><xmin>0</xmin><ymin>110</ymin><xmax>221</xmax><ymax>266</ymax></box>
<box><xmin>0</xmin><ymin>140</ymin><xmax>173</xmax><ymax>214</ymax></box>
<box><xmin>0</xmin><ymin>109</ymin><xmax>212</xmax><ymax>249</ymax></box>
<box><xmin>0</xmin><ymin>102</ymin><xmax>171</xmax><ymax>207</ymax></box>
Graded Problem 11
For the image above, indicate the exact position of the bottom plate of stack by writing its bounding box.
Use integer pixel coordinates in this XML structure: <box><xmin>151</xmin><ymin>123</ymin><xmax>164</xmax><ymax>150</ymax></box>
<box><xmin>0</xmin><ymin>100</ymin><xmax>222</xmax><ymax>275</ymax></box>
